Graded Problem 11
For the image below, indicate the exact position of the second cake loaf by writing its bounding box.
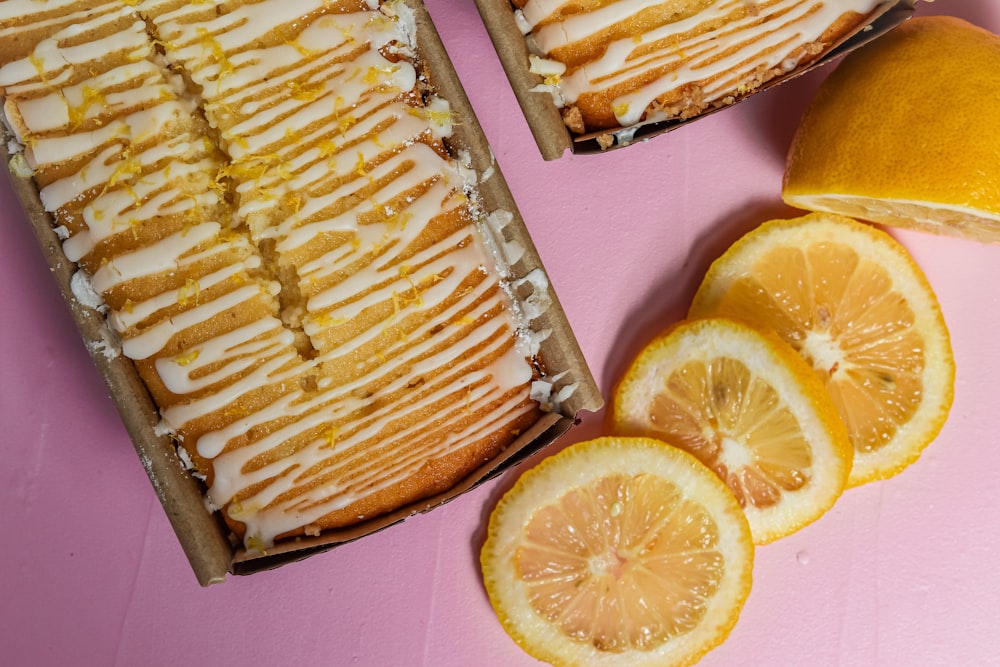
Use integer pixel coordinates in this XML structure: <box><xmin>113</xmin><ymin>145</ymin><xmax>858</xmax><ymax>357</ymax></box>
<box><xmin>516</xmin><ymin>0</ymin><xmax>889</xmax><ymax>135</ymax></box>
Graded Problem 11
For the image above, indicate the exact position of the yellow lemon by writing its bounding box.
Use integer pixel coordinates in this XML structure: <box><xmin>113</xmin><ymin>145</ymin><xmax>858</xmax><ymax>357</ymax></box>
<box><xmin>783</xmin><ymin>16</ymin><xmax>1000</xmax><ymax>243</ymax></box>
<box><xmin>690</xmin><ymin>212</ymin><xmax>954</xmax><ymax>487</ymax></box>
<box><xmin>612</xmin><ymin>317</ymin><xmax>852</xmax><ymax>544</ymax></box>
<box><xmin>481</xmin><ymin>436</ymin><xmax>753</xmax><ymax>667</ymax></box>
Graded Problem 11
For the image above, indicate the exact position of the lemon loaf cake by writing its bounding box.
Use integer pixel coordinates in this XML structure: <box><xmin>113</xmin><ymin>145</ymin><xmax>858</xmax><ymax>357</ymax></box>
<box><xmin>515</xmin><ymin>0</ymin><xmax>888</xmax><ymax>134</ymax></box>
<box><xmin>0</xmin><ymin>0</ymin><xmax>545</xmax><ymax>551</ymax></box>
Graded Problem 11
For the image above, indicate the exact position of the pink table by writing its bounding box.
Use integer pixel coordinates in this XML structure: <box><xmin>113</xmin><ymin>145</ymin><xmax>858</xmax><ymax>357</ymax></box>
<box><xmin>3</xmin><ymin>2</ymin><xmax>998</xmax><ymax>665</ymax></box>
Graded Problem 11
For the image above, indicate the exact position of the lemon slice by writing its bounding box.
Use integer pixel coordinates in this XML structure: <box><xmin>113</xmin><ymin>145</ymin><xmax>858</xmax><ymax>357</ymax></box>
<box><xmin>690</xmin><ymin>212</ymin><xmax>954</xmax><ymax>487</ymax></box>
<box><xmin>481</xmin><ymin>436</ymin><xmax>753</xmax><ymax>667</ymax></box>
<box><xmin>612</xmin><ymin>317</ymin><xmax>851</xmax><ymax>544</ymax></box>
<box><xmin>783</xmin><ymin>16</ymin><xmax>1000</xmax><ymax>243</ymax></box>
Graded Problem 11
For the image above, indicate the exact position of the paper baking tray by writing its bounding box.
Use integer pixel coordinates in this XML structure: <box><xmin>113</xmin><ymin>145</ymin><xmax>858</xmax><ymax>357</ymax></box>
<box><xmin>1</xmin><ymin>0</ymin><xmax>602</xmax><ymax>585</ymax></box>
<box><xmin>473</xmin><ymin>0</ymin><xmax>919</xmax><ymax>159</ymax></box>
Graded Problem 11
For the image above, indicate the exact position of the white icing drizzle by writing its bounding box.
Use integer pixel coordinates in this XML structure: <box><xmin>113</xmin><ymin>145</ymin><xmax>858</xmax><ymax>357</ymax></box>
<box><xmin>90</xmin><ymin>222</ymin><xmax>242</xmax><ymax>293</ymax></box>
<box><xmin>520</xmin><ymin>0</ymin><xmax>885</xmax><ymax>126</ymax></box>
<box><xmin>39</xmin><ymin>136</ymin><xmax>197</xmax><ymax>211</ymax></box>
<box><xmin>13</xmin><ymin>61</ymin><xmax>168</xmax><ymax>133</ymax></box>
<box><xmin>67</xmin><ymin>156</ymin><xmax>221</xmax><ymax>262</ymax></box>
<box><xmin>155</xmin><ymin>318</ymin><xmax>294</xmax><ymax>394</ymax></box>
<box><xmin>119</xmin><ymin>282</ymin><xmax>270</xmax><ymax>359</ymax></box>
<box><xmin>1</xmin><ymin>0</ymin><xmax>541</xmax><ymax>550</ymax></box>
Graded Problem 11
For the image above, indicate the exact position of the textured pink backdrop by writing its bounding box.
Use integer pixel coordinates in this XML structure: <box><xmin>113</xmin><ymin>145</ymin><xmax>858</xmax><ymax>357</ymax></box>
<box><xmin>2</xmin><ymin>1</ymin><xmax>999</xmax><ymax>665</ymax></box>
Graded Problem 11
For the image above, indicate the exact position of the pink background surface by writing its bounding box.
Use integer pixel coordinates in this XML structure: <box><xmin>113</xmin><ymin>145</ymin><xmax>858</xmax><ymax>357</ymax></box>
<box><xmin>2</xmin><ymin>1</ymin><xmax>999</xmax><ymax>665</ymax></box>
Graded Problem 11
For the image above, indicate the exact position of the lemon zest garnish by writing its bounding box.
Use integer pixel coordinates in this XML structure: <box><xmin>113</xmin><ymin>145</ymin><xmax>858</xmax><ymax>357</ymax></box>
<box><xmin>174</xmin><ymin>349</ymin><xmax>201</xmax><ymax>366</ymax></box>
<box><xmin>97</xmin><ymin>144</ymin><xmax>141</xmax><ymax>202</ymax></box>
<box><xmin>284</xmin><ymin>193</ymin><xmax>303</xmax><ymax>215</ymax></box>
<box><xmin>317</xmin><ymin>139</ymin><xmax>338</xmax><ymax>158</ymax></box>
<box><xmin>222</xmin><ymin>405</ymin><xmax>247</xmax><ymax>418</ymax></box>
<box><xmin>288</xmin><ymin>80</ymin><xmax>324</xmax><ymax>102</ymax></box>
<box><xmin>363</xmin><ymin>64</ymin><xmax>398</xmax><ymax>85</ymax></box>
<box><xmin>196</xmin><ymin>27</ymin><xmax>235</xmax><ymax>81</ymax></box>
<box><xmin>320</xmin><ymin>426</ymin><xmax>339</xmax><ymax>449</ymax></box>
<box><xmin>284</xmin><ymin>39</ymin><xmax>316</xmax><ymax>57</ymax></box>
<box><xmin>339</xmin><ymin>113</ymin><xmax>357</xmax><ymax>137</ymax></box>
<box><xmin>405</xmin><ymin>104</ymin><xmax>458</xmax><ymax>128</ymax></box>
<box><xmin>66</xmin><ymin>85</ymin><xmax>107</xmax><ymax>128</ymax></box>
<box><xmin>391</xmin><ymin>291</ymin><xmax>402</xmax><ymax>317</ymax></box>
<box><xmin>397</xmin><ymin>265</ymin><xmax>425</xmax><ymax>308</ymax></box>
<box><xmin>28</xmin><ymin>52</ymin><xmax>65</xmax><ymax>105</ymax></box>
<box><xmin>184</xmin><ymin>193</ymin><xmax>205</xmax><ymax>225</ymax></box>
<box><xmin>177</xmin><ymin>278</ymin><xmax>201</xmax><ymax>307</ymax></box>
<box><xmin>307</xmin><ymin>311</ymin><xmax>346</xmax><ymax>330</ymax></box>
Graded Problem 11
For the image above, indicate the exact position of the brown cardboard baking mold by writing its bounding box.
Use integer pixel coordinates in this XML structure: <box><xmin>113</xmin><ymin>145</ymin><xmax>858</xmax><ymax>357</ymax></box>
<box><xmin>473</xmin><ymin>0</ymin><xmax>919</xmax><ymax>160</ymax></box>
<box><xmin>1</xmin><ymin>0</ymin><xmax>603</xmax><ymax>586</ymax></box>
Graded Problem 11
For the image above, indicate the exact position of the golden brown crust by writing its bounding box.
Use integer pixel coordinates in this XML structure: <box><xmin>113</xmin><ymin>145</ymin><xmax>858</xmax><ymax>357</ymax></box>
<box><xmin>259</xmin><ymin>402</ymin><xmax>543</xmax><ymax>539</ymax></box>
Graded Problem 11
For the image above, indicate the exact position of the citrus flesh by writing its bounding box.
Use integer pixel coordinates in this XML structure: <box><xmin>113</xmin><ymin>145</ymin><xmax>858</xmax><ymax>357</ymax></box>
<box><xmin>782</xmin><ymin>16</ymin><xmax>1000</xmax><ymax>243</ymax></box>
<box><xmin>481</xmin><ymin>436</ymin><xmax>753</xmax><ymax>667</ymax></box>
<box><xmin>612</xmin><ymin>318</ymin><xmax>851</xmax><ymax>544</ymax></box>
<box><xmin>690</xmin><ymin>212</ymin><xmax>954</xmax><ymax>487</ymax></box>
